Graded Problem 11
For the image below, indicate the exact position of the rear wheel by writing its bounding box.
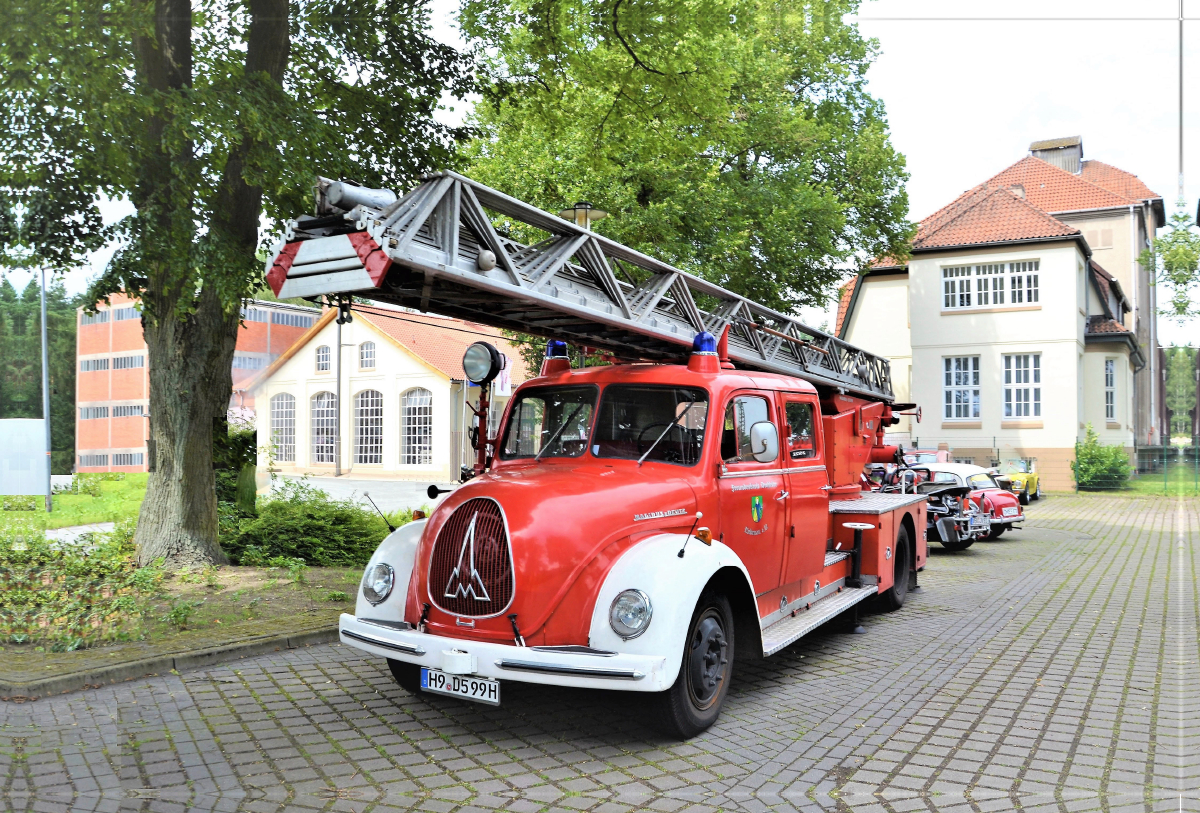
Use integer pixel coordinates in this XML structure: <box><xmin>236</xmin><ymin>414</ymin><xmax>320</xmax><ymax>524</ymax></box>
<box><xmin>987</xmin><ymin>524</ymin><xmax>1006</xmax><ymax>540</ymax></box>
<box><xmin>657</xmin><ymin>592</ymin><xmax>734</xmax><ymax>738</ymax></box>
<box><xmin>387</xmin><ymin>659</ymin><xmax>423</xmax><ymax>694</ymax></box>
<box><xmin>877</xmin><ymin>525</ymin><xmax>911</xmax><ymax>612</ymax></box>
<box><xmin>940</xmin><ymin>536</ymin><xmax>975</xmax><ymax>551</ymax></box>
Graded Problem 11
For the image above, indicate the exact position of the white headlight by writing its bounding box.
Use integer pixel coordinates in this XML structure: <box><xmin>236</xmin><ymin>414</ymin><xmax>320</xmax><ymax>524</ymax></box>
<box><xmin>609</xmin><ymin>589</ymin><xmax>653</xmax><ymax>639</ymax></box>
<box><xmin>361</xmin><ymin>563</ymin><xmax>395</xmax><ymax>605</ymax></box>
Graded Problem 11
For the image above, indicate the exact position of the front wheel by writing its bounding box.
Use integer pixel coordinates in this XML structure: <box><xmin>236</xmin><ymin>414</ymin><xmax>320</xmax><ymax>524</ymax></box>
<box><xmin>1019</xmin><ymin>489</ymin><xmax>1030</xmax><ymax>506</ymax></box>
<box><xmin>940</xmin><ymin>536</ymin><xmax>975</xmax><ymax>551</ymax></box>
<box><xmin>1034</xmin><ymin>481</ymin><xmax>1042</xmax><ymax>500</ymax></box>
<box><xmin>877</xmin><ymin>525</ymin><xmax>911</xmax><ymax>612</ymax></box>
<box><xmin>656</xmin><ymin>592</ymin><xmax>735</xmax><ymax>738</ymax></box>
<box><xmin>387</xmin><ymin>659</ymin><xmax>423</xmax><ymax>694</ymax></box>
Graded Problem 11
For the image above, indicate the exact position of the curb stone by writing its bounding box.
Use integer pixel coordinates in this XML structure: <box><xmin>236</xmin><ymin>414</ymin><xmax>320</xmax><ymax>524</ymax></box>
<box><xmin>0</xmin><ymin>627</ymin><xmax>338</xmax><ymax>700</ymax></box>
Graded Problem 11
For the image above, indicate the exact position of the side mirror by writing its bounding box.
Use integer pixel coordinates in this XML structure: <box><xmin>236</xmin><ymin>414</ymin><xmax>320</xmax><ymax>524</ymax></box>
<box><xmin>749</xmin><ymin>421</ymin><xmax>779</xmax><ymax>463</ymax></box>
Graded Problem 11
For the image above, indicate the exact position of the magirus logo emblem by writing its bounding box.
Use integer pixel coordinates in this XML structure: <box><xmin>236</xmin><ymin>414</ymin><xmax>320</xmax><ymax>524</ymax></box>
<box><xmin>444</xmin><ymin>513</ymin><xmax>491</xmax><ymax>601</ymax></box>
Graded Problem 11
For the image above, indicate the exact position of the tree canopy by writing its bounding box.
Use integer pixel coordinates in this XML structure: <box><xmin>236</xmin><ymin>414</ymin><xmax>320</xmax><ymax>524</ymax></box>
<box><xmin>461</xmin><ymin>0</ymin><xmax>913</xmax><ymax>313</ymax></box>
<box><xmin>1143</xmin><ymin>204</ymin><xmax>1200</xmax><ymax>321</ymax></box>
<box><xmin>0</xmin><ymin>0</ymin><xmax>474</xmax><ymax>566</ymax></box>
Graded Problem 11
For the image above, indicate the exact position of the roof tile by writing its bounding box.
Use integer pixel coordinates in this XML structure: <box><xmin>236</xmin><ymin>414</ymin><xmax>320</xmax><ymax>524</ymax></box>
<box><xmin>987</xmin><ymin>156</ymin><xmax>1133</xmax><ymax>212</ymax></box>
<box><xmin>912</xmin><ymin>185</ymin><xmax>1079</xmax><ymax>251</ymax></box>
<box><xmin>1079</xmin><ymin>160</ymin><xmax>1161</xmax><ymax>202</ymax></box>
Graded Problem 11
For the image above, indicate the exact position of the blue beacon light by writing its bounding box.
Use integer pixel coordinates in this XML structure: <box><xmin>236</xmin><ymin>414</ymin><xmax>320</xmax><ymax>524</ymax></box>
<box><xmin>545</xmin><ymin>339</ymin><xmax>570</xmax><ymax>358</ymax></box>
<box><xmin>691</xmin><ymin>332</ymin><xmax>718</xmax><ymax>355</ymax></box>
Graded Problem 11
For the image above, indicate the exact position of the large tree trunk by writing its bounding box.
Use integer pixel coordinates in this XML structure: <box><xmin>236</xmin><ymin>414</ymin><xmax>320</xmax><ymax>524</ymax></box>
<box><xmin>132</xmin><ymin>0</ymin><xmax>291</xmax><ymax>569</ymax></box>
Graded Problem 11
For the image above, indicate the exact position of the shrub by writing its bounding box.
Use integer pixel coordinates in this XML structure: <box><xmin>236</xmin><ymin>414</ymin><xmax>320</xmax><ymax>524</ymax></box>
<box><xmin>325</xmin><ymin>590</ymin><xmax>349</xmax><ymax>602</ymax></box>
<box><xmin>213</xmin><ymin>419</ymin><xmax>257</xmax><ymax>505</ymax></box>
<box><xmin>1073</xmin><ymin>423</ymin><xmax>1133</xmax><ymax>490</ymax></box>
<box><xmin>2</xmin><ymin>496</ymin><xmax>38</xmax><ymax>511</ymax></box>
<box><xmin>0</xmin><ymin>521</ymin><xmax>165</xmax><ymax>650</ymax></box>
<box><xmin>219</xmin><ymin>479</ymin><xmax>394</xmax><ymax>566</ymax></box>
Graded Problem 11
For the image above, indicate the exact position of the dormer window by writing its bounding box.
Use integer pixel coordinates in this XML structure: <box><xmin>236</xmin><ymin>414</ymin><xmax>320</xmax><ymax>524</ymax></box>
<box><xmin>316</xmin><ymin>345</ymin><xmax>331</xmax><ymax>372</ymax></box>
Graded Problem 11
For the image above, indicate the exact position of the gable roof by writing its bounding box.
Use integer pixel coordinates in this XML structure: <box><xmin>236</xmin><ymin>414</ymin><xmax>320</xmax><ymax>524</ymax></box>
<box><xmin>243</xmin><ymin>304</ymin><xmax>532</xmax><ymax>391</ymax></box>
<box><xmin>986</xmin><ymin>156</ymin><xmax>1134</xmax><ymax>213</ymax></box>
<box><xmin>834</xmin><ymin>278</ymin><xmax>857</xmax><ymax>337</ymax></box>
<box><xmin>1088</xmin><ymin>259</ymin><xmax>1130</xmax><ymax>314</ymax></box>
<box><xmin>912</xmin><ymin>184</ymin><xmax>1081</xmax><ymax>251</ymax></box>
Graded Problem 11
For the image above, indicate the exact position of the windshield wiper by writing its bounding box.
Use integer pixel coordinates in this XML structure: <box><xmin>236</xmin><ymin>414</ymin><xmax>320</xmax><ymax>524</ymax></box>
<box><xmin>535</xmin><ymin>403</ymin><xmax>586</xmax><ymax>461</ymax></box>
<box><xmin>638</xmin><ymin>397</ymin><xmax>698</xmax><ymax>466</ymax></box>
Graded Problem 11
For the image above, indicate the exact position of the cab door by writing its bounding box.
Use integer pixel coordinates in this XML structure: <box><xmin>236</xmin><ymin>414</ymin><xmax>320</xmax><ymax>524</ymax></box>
<box><xmin>716</xmin><ymin>392</ymin><xmax>787</xmax><ymax>595</ymax></box>
<box><xmin>779</xmin><ymin>394</ymin><xmax>829</xmax><ymax>585</ymax></box>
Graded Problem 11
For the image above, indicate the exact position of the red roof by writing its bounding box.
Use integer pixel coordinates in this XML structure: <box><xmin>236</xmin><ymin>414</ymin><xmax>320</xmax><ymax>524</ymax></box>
<box><xmin>986</xmin><ymin>156</ymin><xmax>1134</xmax><ymax>213</ymax></box>
<box><xmin>1080</xmin><ymin>160</ymin><xmax>1161</xmax><ymax>203</ymax></box>
<box><xmin>355</xmin><ymin>306</ymin><xmax>532</xmax><ymax>383</ymax></box>
<box><xmin>835</xmin><ymin>278</ymin><xmax>857</xmax><ymax>337</ymax></box>
<box><xmin>912</xmin><ymin>185</ymin><xmax>1080</xmax><ymax>251</ymax></box>
<box><xmin>1086</xmin><ymin>316</ymin><xmax>1134</xmax><ymax>336</ymax></box>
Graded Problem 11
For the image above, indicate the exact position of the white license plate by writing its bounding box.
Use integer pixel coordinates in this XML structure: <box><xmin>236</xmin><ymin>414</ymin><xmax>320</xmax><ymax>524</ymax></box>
<box><xmin>969</xmin><ymin>515</ymin><xmax>988</xmax><ymax>528</ymax></box>
<box><xmin>421</xmin><ymin>668</ymin><xmax>501</xmax><ymax>706</ymax></box>
<box><xmin>1002</xmin><ymin>506</ymin><xmax>1019</xmax><ymax>517</ymax></box>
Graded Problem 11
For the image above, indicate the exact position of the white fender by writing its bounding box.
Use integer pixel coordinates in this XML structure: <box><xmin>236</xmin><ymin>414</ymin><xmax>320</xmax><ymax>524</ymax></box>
<box><xmin>353</xmin><ymin>519</ymin><xmax>427</xmax><ymax>619</ymax></box>
<box><xmin>587</xmin><ymin>534</ymin><xmax>755</xmax><ymax>689</ymax></box>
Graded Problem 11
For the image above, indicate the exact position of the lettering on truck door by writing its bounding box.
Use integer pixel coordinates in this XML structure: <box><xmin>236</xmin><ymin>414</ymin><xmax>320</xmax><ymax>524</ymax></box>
<box><xmin>779</xmin><ymin>394</ymin><xmax>830</xmax><ymax>586</ymax></box>
<box><xmin>716</xmin><ymin>392</ymin><xmax>786</xmax><ymax>596</ymax></box>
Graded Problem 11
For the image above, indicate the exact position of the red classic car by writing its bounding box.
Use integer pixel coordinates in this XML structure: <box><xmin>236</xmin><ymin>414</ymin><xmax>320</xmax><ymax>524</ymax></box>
<box><xmin>909</xmin><ymin>463</ymin><xmax>1024</xmax><ymax>539</ymax></box>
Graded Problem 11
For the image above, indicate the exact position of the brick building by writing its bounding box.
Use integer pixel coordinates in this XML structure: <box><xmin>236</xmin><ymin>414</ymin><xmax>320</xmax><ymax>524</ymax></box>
<box><xmin>75</xmin><ymin>293</ymin><xmax>320</xmax><ymax>473</ymax></box>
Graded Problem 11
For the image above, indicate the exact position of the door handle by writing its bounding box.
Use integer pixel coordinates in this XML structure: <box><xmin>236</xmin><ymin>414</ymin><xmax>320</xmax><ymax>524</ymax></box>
<box><xmin>774</xmin><ymin>490</ymin><xmax>789</xmax><ymax>501</ymax></box>
<box><xmin>819</xmin><ymin>484</ymin><xmax>833</xmax><ymax>491</ymax></box>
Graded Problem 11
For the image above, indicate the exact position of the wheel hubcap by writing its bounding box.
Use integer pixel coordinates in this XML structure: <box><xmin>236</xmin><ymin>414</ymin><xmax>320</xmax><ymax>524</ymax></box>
<box><xmin>687</xmin><ymin>611</ymin><xmax>728</xmax><ymax>710</ymax></box>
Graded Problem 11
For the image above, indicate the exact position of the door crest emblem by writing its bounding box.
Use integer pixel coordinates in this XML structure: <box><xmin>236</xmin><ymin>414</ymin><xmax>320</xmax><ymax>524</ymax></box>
<box><xmin>750</xmin><ymin>495</ymin><xmax>764</xmax><ymax>523</ymax></box>
<box><xmin>444</xmin><ymin>513</ymin><xmax>491</xmax><ymax>601</ymax></box>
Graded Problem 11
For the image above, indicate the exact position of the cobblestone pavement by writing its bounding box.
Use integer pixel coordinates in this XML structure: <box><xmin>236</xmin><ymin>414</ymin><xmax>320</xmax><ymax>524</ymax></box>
<box><xmin>1</xmin><ymin>495</ymin><xmax>1196</xmax><ymax>813</ymax></box>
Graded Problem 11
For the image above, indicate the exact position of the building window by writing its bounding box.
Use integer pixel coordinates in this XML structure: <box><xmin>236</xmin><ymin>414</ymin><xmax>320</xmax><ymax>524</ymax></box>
<box><xmin>359</xmin><ymin>341</ymin><xmax>376</xmax><ymax>369</ymax></box>
<box><xmin>241</xmin><ymin>306</ymin><xmax>269</xmax><ymax>323</ymax></box>
<box><xmin>112</xmin><ymin>355</ymin><xmax>145</xmax><ymax>369</ymax></box>
<box><xmin>1105</xmin><ymin>359</ymin><xmax>1116</xmax><ymax>420</ymax></box>
<box><xmin>272</xmin><ymin>310</ymin><xmax>316</xmax><ymax>328</ymax></box>
<box><xmin>311</xmin><ymin>392</ymin><xmax>337</xmax><ymax>463</ymax></box>
<box><xmin>78</xmin><ymin>454</ymin><xmax>108</xmax><ymax>467</ymax></box>
<box><xmin>113</xmin><ymin>452</ymin><xmax>144</xmax><ymax>466</ymax></box>
<box><xmin>942</xmin><ymin>266</ymin><xmax>972</xmax><ymax>308</ymax></box>
<box><xmin>80</xmin><ymin>406</ymin><xmax>109</xmax><ymax>420</ymax></box>
<box><xmin>232</xmin><ymin>354</ymin><xmax>266</xmax><ymax>370</ymax></box>
<box><xmin>354</xmin><ymin>390</ymin><xmax>384</xmax><ymax>464</ymax></box>
<box><xmin>80</xmin><ymin>311</ymin><xmax>109</xmax><ymax>326</ymax></box>
<box><xmin>974</xmin><ymin>264</ymin><xmax>1005</xmax><ymax>306</ymax></box>
<box><xmin>1009</xmin><ymin>261</ymin><xmax>1040</xmax><ymax>304</ymax></box>
<box><xmin>112</xmin><ymin>307</ymin><xmax>139</xmax><ymax>321</ymax></box>
<box><xmin>113</xmin><ymin>405</ymin><xmax>144</xmax><ymax>417</ymax></box>
<box><xmin>943</xmin><ymin>357</ymin><xmax>980</xmax><ymax>419</ymax></box>
<box><xmin>1003</xmin><ymin>354</ymin><xmax>1041</xmax><ymax>417</ymax></box>
<box><xmin>316</xmin><ymin>345</ymin><xmax>331</xmax><ymax>372</ymax></box>
<box><xmin>80</xmin><ymin>358</ymin><xmax>109</xmax><ymax>372</ymax></box>
<box><xmin>401</xmin><ymin>388</ymin><xmax>433</xmax><ymax>466</ymax></box>
<box><xmin>270</xmin><ymin>393</ymin><xmax>296</xmax><ymax>462</ymax></box>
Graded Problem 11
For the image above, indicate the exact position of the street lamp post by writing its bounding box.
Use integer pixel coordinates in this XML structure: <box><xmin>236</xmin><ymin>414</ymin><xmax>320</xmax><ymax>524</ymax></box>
<box><xmin>39</xmin><ymin>267</ymin><xmax>52</xmax><ymax>512</ymax></box>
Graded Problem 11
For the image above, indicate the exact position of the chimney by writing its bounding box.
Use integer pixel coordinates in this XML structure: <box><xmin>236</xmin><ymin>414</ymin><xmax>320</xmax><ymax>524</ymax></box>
<box><xmin>1030</xmin><ymin>136</ymin><xmax>1082</xmax><ymax>174</ymax></box>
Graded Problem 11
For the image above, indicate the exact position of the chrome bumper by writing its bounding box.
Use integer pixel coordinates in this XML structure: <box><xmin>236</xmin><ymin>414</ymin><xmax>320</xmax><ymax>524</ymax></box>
<box><xmin>338</xmin><ymin>615</ymin><xmax>673</xmax><ymax>692</ymax></box>
<box><xmin>990</xmin><ymin>516</ymin><xmax>1024</xmax><ymax>526</ymax></box>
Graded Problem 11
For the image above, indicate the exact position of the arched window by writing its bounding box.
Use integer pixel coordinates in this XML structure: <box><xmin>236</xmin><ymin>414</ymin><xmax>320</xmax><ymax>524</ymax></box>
<box><xmin>315</xmin><ymin>345</ymin><xmax>331</xmax><ymax>372</ymax></box>
<box><xmin>354</xmin><ymin>390</ymin><xmax>384</xmax><ymax>464</ymax></box>
<box><xmin>311</xmin><ymin>392</ymin><xmax>337</xmax><ymax>463</ymax></box>
<box><xmin>401</xmin><ymin>388</ymin><xmax>433</xmax><ymax>466</ymax></box>
<box><xmin>270</xmin><ymin>393</ymin><xmax>296</xmax><ymax>462</ymax></box>
<box><xmin>359</xmin><ymin>341</ymin><xmax>376</xmax><ymax>369</ymax></box>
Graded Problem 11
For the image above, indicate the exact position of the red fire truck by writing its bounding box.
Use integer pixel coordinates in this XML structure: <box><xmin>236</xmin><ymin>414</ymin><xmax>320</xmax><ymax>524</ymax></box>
<box><xmin>266</xmin><ymin>173</ymin><xmax>928</xmax><ymax>737</ymax></box>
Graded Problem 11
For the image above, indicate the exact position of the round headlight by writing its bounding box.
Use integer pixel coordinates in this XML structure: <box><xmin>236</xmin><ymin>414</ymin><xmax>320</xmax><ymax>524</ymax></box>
<box><xmin>361</xmin><ymin>563</ymin><xmax>395</xmax><ymax>605</ymax></box>
<box><xmin>609</xmin><ymin>589</ymin><xmax>653</xmax><ymax>639</ymax></box>
<box><xmin>462</xmin><ymin>341</ymin><xmax>503</xmax><ymax>385</ymax></box>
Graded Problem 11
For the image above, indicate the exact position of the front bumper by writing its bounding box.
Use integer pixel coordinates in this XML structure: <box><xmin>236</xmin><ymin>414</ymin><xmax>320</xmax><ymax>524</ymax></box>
<box><xmin>339</xmin><ymin>614</ymin><xmax>674</xmax><ymax>692</ymax></box>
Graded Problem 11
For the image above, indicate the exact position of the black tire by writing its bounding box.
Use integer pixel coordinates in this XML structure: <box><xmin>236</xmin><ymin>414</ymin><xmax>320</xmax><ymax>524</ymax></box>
<box><xmin>877</xmin><ymin>525</ymin><xmax>911</xmax><ymax>612</ymax></box>
<box><xmin>1034</xmin><ymin>481</ymin><xmax>1042</xmax><ymax>500</ymax></box>
<box><xmin>940</xmin><ymin>536</ymin><xmax>975</xmax><ymax>551</ymax></box>
<box><xmin>387</xmin><ymin>659</ymin><xmax>423</xmax><ymax>694</ymax></box>
<box><xmin>1018</xmin><ymin>489</ymin><xmax>1030</xmax><ymax>506</ymax></box>
<box><xmin>987</xmin><ymin>524</ymin><xmax>1006</xmax><ymax>540</ymax></box>
<box><xmin>656</xmin><ymin>592</ymin><xmax>735</xmax><ymax>738</ymax></box>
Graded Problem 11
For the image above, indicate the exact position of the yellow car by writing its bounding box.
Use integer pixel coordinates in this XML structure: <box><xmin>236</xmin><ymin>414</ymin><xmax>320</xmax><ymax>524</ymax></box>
<box><xmin>1002</xmin><ymin>461</ymin><xmax>1041</xmax><ymax>505</ymax></box>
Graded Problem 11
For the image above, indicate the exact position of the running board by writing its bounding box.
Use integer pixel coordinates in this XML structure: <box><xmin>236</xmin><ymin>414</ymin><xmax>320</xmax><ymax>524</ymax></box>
<box><xmin>760</xmin><ymin>585</ymin><xmax>878</xmax><ymax>656</ymax></box>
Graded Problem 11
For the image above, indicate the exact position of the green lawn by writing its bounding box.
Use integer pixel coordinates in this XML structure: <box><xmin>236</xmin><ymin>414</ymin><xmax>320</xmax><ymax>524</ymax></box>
<box><xmin>1117</xmin><ymin>464</ymin><xmax>1199</xmax><ymax>497</ymax></box>
<box><xmin>1</xmin><ymin>474</ymin><xmax>148</xmax><ymax>530</ymax></box>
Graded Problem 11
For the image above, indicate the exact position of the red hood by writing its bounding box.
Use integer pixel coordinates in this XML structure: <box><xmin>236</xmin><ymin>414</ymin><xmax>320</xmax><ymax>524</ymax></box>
<box><xmin>405</xmin><ymin>461</ymin><xmax>700</xmax><ymax>642</ymax></box>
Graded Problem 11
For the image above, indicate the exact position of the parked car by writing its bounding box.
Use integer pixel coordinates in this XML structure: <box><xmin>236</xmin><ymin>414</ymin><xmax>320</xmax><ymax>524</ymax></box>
<box><xmin>909</xmin><ymin>463</ymin><xmax>1024</xmax><ymax>539</ymax></box>
<box><xmin>879</xmin><ymin>471</ymin><xmax>988</xmax><ymax>550</ymax></box>
<box><xmin>1001</xmin><ymin>460</ymin><xmax>1042</xmax><ymax>505</ymax></box>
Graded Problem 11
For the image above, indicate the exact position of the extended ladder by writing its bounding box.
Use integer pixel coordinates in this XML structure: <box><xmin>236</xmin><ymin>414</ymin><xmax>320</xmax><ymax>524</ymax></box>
<box><xmin>266</xmin><ymin>171</ymin><xmax>894</xmax><ymax>401</ymax></box>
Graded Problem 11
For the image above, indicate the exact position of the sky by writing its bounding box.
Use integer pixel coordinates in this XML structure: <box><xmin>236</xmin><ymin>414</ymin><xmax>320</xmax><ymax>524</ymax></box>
<box><xmin>8</xmin><ymin>0</ymin><xmax>1197</xmax><ymax>344</ymax></box>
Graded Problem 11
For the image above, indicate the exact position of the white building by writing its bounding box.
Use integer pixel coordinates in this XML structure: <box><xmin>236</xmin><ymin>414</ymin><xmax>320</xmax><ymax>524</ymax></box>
<box><xmin>839</xmin><ymin>138</ymin><xmax>1159</xmax><ymax>490</ymax></box>
<box><xmin>245</xmin><ymin>304</ymin><xmax>530</xmax><ymax>482</ymax></box>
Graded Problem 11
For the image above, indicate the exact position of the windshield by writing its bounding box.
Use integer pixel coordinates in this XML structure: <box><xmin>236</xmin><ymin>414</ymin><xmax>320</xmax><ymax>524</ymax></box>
<box><xmin>591</xmin><ymin>385</ymin><xmax>709</xmax><ymax>465</ymax></box>
<box><xmin>500</xmin><ymin>386</ymin><xmax>597</xmax><ymax>459</ymax></box>
<box><xmin>967</xmin><ymin>473</ymin><xmax>1000</xmax><ymax>489</ymax></box>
